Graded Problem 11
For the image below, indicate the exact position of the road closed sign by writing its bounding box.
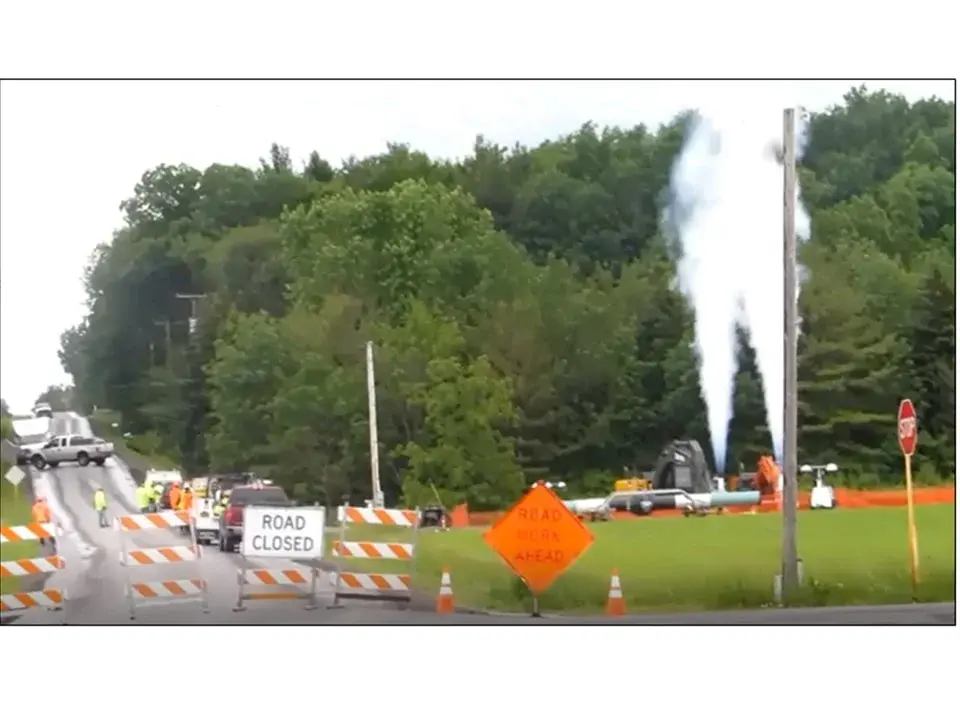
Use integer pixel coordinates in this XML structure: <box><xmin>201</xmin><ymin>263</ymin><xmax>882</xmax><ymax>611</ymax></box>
<box><xmin>242</xmin><ymin>506</ymin><xmax>326</xmax><ymax>560</ymax></box>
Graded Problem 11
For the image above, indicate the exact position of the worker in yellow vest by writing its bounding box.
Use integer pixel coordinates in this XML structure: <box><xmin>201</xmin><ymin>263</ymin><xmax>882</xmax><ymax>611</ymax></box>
<box><xmin>135</xmin><ymin>483</ymin><xmax>151</xmax><ymax>512</ymax></box>
<box><xmin>93</xmin><ymin>488</ymin><xmax>108</xmax><ymax>528</ymax></box>
<box><xmin>150</xmin><ymin>482</ymin><xmax>163</xmax><ymax>509</ymax></box>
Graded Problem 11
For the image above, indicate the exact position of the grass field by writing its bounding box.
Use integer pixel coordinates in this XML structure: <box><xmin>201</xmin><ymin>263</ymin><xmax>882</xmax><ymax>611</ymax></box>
<box><xmin>89</xmin><ymin>409</ymin><xmax>178</xmax><ymax>471</ymax></box>
<box><xmin>0</xmin><ymin>462</ymin><xmax>37</xmax><ymax>595</ymax></box>
<box><xmin>331</xmin><ymin>504</ymin><xmax>956</xmax><ymax>613</ymax></box>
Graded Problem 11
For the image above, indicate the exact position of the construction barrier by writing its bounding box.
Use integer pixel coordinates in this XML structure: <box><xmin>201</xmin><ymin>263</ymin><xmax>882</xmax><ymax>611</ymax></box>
<box><xmin>330</xmin><ymin>505</ymin><xmax>420</xmax><ymax>607</ymax></box>
<box><xmin>0</xmin><ymin>521</ymin><xmax>67</xmax><ymax>622</ymax></box>
<box><xmin>235</xmin><ymin>566</ymin><xmax>320</xmax><ymax>611</ymax></box>
<box><xmin>234</xmin><ymin>505</ymin><xmax>326</xmax><ymax>612</ymax></box>
<box><xmin>116</xmin><ymin>510</ymin><xmax>209</xmax><ymax>620</ymax></box>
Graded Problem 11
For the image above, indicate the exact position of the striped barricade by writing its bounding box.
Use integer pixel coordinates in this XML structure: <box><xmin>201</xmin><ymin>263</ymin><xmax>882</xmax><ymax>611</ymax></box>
<box><xmin>329</xmin><ymin>505</ymin><xmax>420</xmax><ymax>607</ymax></box>
<box><xmin>116</xmin><ymin>510</ymin><xmax>209</xmax><ymax>619</ymax></box>
<box><xmin>0</xmin><ymin>521</ymin><xmax>67</xmax><ymax>623</ymax></box>
<box><xmin>235</xmin><ymin>505</ymin><xmax>326</xmax><ymax>612</ymax></box>
<box><xmin>235</xmin><ymin>567</ymin><xmax>320</xmax><ymax>611</ymax></box>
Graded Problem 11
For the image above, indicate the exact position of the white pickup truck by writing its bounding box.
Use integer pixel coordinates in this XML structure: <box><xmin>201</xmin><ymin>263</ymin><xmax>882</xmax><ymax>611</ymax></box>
<box><xmin>28</xmin><ymin>433</ymin><xmax>114</xmax><ymax>470</ymax></box>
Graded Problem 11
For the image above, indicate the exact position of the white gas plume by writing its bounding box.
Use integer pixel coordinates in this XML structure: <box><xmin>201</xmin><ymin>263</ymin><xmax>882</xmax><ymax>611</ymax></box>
<box><xmin>667</xmin><ymin>87</ymin><xmax>810</xmax><ymax>470</ymax></box>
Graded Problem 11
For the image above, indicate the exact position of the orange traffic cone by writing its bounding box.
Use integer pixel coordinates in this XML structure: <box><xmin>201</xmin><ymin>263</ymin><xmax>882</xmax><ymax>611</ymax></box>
<box><xmin>606</xmin><ymin>569</ymin><xmax>626</xmax><ymax>616</ymax></box>
<box><xmin>436</xmin><ymin>567</ymin><xmax>455</xmax><ymax>614</ymax></box>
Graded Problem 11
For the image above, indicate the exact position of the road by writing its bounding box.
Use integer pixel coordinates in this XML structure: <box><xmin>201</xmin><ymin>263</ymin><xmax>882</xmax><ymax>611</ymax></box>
<box><xmin>5</xmin><ymin>413</ymin><xmax>954</xmax><ymax>625</ymax></box>
<box><xmin>11</xmin><ymin>412</ymin><xmax>409</xmax><ymax>624</ymax></box>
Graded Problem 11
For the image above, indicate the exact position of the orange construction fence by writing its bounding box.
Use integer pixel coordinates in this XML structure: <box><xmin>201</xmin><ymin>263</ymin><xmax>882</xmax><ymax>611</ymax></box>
<box><xmin>452</xmin><ymin>487</ymin><xmax>955</xmax><ymax>527</ymax></box>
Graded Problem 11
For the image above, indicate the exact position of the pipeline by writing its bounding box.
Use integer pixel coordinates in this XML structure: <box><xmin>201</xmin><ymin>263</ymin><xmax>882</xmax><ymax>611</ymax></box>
<box><xmin>606</xmin><ymin>489</ymin><xmax>761</xmax><ymax>515</ymax></box>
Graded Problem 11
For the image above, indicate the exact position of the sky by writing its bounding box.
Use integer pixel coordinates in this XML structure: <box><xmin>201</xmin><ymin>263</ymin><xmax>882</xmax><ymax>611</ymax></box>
<box><xmin>0</xmin><ymin>79</ymin><xmax>953</xmax><ymax>414</ymax></box>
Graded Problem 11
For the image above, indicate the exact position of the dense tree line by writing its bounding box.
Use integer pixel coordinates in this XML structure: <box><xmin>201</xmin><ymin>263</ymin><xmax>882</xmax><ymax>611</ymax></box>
<box><xmin>57</xmin><ymin>86</ymin><xmax>955</xmax><ymax>508</ymax></box>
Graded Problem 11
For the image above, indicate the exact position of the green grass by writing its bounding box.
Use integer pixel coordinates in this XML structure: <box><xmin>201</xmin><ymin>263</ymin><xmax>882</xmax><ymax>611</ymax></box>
<box><xmin>90</xmin><ymin>409</ymin><xmax>178</xmax><ymax>470</ymax></box>
<box><xmin>0</xmin><ymin>462</ymin><xmax>38</xmax><ymax>595</ymax></box>
<box><xmin>328</xmin><ymin>505</ymin><xmax>956</xmax><ymax>613</ymax></box>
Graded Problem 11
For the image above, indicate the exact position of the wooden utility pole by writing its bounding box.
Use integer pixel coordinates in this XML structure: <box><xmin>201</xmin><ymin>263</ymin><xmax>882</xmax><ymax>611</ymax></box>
<box><xmin>365</xmin><ymin>341</ymin><xmax>384</xmax><ymax>509</ymax></box>
<box><xmin>781</xmin><ymin>107</ymin><xmax>800</xmax><ymax>595</ymax></box>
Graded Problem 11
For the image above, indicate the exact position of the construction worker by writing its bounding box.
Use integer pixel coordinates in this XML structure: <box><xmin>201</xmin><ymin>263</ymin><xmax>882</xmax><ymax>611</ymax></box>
<box><xmin>212</xmin><ymin>489</ymin><xmax>229</xmax><ymax>519</ymax></box>
<box><xmin>135</xmin><ymin>482</ymin><xmax>151</xmax><ymax>512</ymax></box>
<box><xmin>142</xmin><ymin>478</ymin><xmax>155</xmax><ymax>511</ymax></box>
<box><xmin>177</xmin><ymin>484</ymin><xmax>194</xmax><ymax>535</ymax></box>
<box><xmin>93</xmin><ymin>487</ymin><xmax>108</xmax><ymax>528</ymax></box>
<box><xmin>168</xmin><ymin>482</ymin><xmax>181</xmax><ymax>511</ymax></box>
<box><xmin>180</xmin><ymin>484</ymin><xmax>194</xmax><ymax>512</ymax></box>
<box><xmin>150</xmin><ymin>481</ymin><xmax>163</xmax><ymax>510</ymax></box>
<box><xmin>32</xmin><ymin>497</ymin><xmax>52</xmax><ymax>547</ymax></box>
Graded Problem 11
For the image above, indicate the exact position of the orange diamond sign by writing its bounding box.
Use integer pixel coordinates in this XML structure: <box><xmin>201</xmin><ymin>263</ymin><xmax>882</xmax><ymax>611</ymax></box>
<box><xmin>483</xmin><ymin>482</ymin><xmax>594</xmax><ymax>595</ymax></box>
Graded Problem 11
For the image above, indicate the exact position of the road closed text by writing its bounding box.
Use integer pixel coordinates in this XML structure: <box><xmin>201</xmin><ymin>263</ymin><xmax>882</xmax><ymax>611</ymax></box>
<box><xmin>241</xmin><ymin>507</ymin><xmax>326</xmax><ymax>559</ymax></box>
<box><xmin>249</xmin><ymin>532</ymin><xmax>315</xmax><ymax>554</ymax></box>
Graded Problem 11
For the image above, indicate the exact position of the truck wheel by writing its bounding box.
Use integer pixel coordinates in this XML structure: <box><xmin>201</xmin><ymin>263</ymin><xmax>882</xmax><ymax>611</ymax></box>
<box><xmin>225</xmin><ymin>536</ymin><xmax>237</xmax><ymax>553</ymax></box>
<box><xmin>93</xmin><ymin>458</ymin><xmax>105</xmax><ymax>466</ymax></box>
<box><xmin>77</xmin><ymin>453</ymin><xmax>90</xmax><ymax>467</ymax></box>
<box><xmin>31</xmin><ymin>455</ymin><xmax>46</xmax><ymax>470</ymax></box>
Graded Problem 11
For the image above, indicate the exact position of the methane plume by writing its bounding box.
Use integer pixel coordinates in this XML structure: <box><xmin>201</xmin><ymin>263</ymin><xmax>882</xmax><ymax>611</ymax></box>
<box><xmin>667</xmin><ymin>97</ymin><xmax>810</xmax><ymax>472</ymax></box>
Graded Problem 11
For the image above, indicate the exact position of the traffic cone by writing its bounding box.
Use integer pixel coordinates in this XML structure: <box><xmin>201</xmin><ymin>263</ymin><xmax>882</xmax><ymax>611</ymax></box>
<box><xmin>436</xmin><ymin>567</ymin><xmax>455</xmax><ymax>614</ymax></box>
<box><xmin>606</xmin><ymin>569</ymin><xmax>626</xmax><ymax>616</ymax></box>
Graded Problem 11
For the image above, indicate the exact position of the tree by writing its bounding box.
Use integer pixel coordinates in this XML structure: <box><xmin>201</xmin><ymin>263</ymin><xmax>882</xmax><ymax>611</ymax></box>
<box><xmin>60</xmin><ymin>87</ymin><xmax>956</xmax><ymax>496</ymax></box>
<box><xmin>35</xmin><ymin>385</ymin><xmax>75</xmax><ymax>412</ymax></box>
<box><xmin>901</xmin><ymin>253</ymin><xmax>956</xmax><ymax>476</ymax></box>
<box><xmin>725</xmin><ymin>324</ymin><xmax>773</xmax><ymax>475</ymax></box>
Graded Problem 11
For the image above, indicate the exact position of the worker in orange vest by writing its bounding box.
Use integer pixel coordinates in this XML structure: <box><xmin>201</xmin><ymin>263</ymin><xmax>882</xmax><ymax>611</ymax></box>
<box><xmin>168</xmin><ymin>482</ymin><xmax>181</xmax><ymax>511</ymax></box>
<box><xmin>180</xmin><ymin>485</ymin><xmax>194</xmax><ymax>512</ymax></box>
<box><xmin>31</xmin><ymin>497</ymin><xmax>53</xmax><ymax>549</ymax></box>
<box><xmin>177</xmin><ymin>484</ymin><xmax>195</xmax><ymax>535</ymax></box>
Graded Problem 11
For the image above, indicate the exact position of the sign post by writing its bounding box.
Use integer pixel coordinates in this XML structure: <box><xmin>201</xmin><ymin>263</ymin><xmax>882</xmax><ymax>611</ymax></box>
<box><xmin>483</xmin><ymin>481</ymin><xmax>594</xmax><ymax>617</ymax></box>
<box><xmin>5</xmin><ymin>465</ymin><xmax>25</xmax><ymax>502</ymax></box>
<box><xmin>897</xmin><ymin>399</ymin><xmax>920</xmax><ymax>597</ymax></box>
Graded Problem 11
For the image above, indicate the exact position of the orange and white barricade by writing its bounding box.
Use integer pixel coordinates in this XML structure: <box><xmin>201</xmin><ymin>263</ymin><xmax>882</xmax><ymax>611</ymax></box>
<box><xmin>234</xmin><ymin>506</ymin><xmax>327</xmax><ymax>611</ymax></box>
<box><xmin>235</xmin><ymin>505</ymin><xmax>326</xmax><ymax>612</ymax></box>
<box><xmin>0</xmin><ymin>520</ymin><xmax>67</xmax><ymax>623</ymax></box>
<box><xmin>235</xmin><ymin>566</ymin><xmax>320</xmax><ymax>611</ymax></box>
<box><xmin>330</xmin><ymin>505</ymin><xmax>420</xmax><ymax>607</ymax></box>
<box><xmin>116</xmin><ymin>510</ymin><xmax>209</xmax><ymax>620</ymax></box>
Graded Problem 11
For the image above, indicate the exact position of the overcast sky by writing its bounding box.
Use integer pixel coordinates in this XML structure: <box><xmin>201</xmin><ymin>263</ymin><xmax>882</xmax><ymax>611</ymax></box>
<box><xmin>0</xmin><ymin>79</ymin><xmax>953</xmax><ymax>413</ymax></box>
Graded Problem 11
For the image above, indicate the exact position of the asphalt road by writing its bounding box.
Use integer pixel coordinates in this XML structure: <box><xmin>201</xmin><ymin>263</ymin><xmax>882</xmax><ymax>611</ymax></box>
<box><xmin>11</xmin><ymin>412</ymin><xmax>407</xmax><ymax>624</ymax></box>
<box><xmin>5</xmin><ymin>413</ymin><xmax>954</xmax><ymax>625</ymax></box>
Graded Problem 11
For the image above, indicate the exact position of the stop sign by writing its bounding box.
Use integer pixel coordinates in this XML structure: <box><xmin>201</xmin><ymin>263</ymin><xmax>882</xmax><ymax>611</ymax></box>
<box><xmin>898</xmin><ymin>399</ymin><xmax>918</xmax><ymax>456</ymax></box>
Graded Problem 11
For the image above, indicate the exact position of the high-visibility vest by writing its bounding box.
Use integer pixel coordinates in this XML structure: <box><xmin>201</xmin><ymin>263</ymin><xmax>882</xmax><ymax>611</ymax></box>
<box><xmin>137</xmin><ymin>485</ymin><xmax>151</xmax><ymax>509</ymax></box>
<box><xmin>181</xmin><ymin>490</ymin><xmax>194</xmax><ymax>511</ymax></box>
<box><xmin>94</xmin><ymin>490</ymin><xmax>107</xmax><ymax>511</ymax></box>
<box><xmin>32</xmin><ymin>502</ymin><xmax>50</xmax><ymax>523</ymax></box>
<box><xmin>169</xmin><ymin>486</ymin><xmax>181</xmax><ymax>508</ymax></box>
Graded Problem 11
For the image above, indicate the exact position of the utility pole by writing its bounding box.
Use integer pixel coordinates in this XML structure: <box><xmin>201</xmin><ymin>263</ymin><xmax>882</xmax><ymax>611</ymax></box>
<box><xmin>781</xmin><ymin>107</ymin><xmax>800</xmax><ymax>595</ymax></box>
<box><xmin>176</xmin><ymin>293</ymin><xmax>206</xmax><ymax>335</ymax></box>
<box><xmin>365</xmin><ymin>341</ymin><xmax>384</xmax><ymax>509</ymax></box>
<box><xmin>154</xmin><ymin>320</ymin><xmax>172</xmax><ymax>368</ymax></box>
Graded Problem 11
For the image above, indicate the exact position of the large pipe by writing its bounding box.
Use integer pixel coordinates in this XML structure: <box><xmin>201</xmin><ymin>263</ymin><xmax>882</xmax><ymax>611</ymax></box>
<box><xmin>606</xmin><ymin>489</ymin><xmax>762</xmax><ymax>513</ymax></box>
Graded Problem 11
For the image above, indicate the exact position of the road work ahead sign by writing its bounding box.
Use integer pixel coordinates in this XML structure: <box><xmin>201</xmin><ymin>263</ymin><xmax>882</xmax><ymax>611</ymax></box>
<box><xmin>242</xmin><ymin>506</ymin><xmax>326</xmax><ymax>560</ymax></box>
